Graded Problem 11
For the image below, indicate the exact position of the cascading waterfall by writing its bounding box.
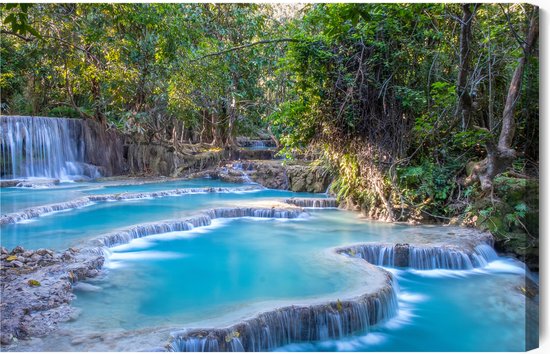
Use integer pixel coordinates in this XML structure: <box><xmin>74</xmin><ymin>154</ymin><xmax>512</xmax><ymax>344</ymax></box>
<box><xmin>169</xmin><ymin>277</ymin><xmax>398</xmax><ymax>352</ymax></box>
<box><xmin>0</xmin><ymin>186</ymin><xmax>263</xmax><ymax>225</ymax></box>
<box><xmin>339</xmin><ymin>241</ymin><xmax>499</xmax><ymax>270</ymax></box>
<box><xmin>285</xmin><ymin>198</ymin><xmax>338</xmax><ymax>208</ymax></box>
<box><xmin>251</xmin><ymin>140</ymin><xmax>266</xmax><ymax>148</ymax></box>
<box><xmin>93</xmin><ymin>207</ymin><xmax>307</xmax><ymax>248</ymax></box>
<box><xmin>471</xmin><ymin>244</ymin><xmax>499</xmax><ymax>267</ymax></box>
<box><xmin>409</xmin><ymin>246</ymin><xmax>476</xmax><ymax>270</ymax></box>
<box><xmin>0</xmin><ymin>116</ymin><xmax>100</xmax><ymax>180</ymax></box>
<box><xmin>229</xmin><ymin>163</ymin><xmax>253</xmax><ymax>183</ymax></box>
<box><xmin>347</xmin><ymin>243</ymin><xmax>397</xmax><ymax>267</ymax></box>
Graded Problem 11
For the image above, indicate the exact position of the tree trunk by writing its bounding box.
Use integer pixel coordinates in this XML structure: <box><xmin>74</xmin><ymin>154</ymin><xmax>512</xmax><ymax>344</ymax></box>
<box><xmin>498</xmin><ymin>11</ymin><xmax>538</xmax><ymax>149</ymax></box>
<box><xmin>90</xmin><ymin>77</ymin><xmax>105</xmax><ymax>125</ymax></box>
<box><xmin>455</xmin><ymin>4</ymin><xmax>478</xmax><ymax>131</ymax></box>
<box><xmin>467</xmin><ymin>8</ymin><xmax>538</xmax><ymax>191</ymax></box>
<box><xmin>211</xmin><ymin>112</ymin><xmax>220</xmax><ymax>146</ymax></box>
<box><xmin>225</xmin><ymin>73</ymin><xmax>239</xmax><ymax>147</ymax></box>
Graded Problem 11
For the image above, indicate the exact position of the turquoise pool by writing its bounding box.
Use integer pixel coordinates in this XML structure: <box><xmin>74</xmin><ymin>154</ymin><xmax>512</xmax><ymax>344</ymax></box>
<box><xmin>0</xmin><ymin>179</ymin><xmax>537</xmax><ymax>351</ymax></box>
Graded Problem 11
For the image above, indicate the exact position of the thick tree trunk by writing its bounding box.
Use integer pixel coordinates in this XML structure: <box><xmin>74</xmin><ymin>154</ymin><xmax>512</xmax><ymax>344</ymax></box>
<box><xmin>467</xmin><ymin>8</ymin><xmax>538</xmax><ymax>191</ymax></box>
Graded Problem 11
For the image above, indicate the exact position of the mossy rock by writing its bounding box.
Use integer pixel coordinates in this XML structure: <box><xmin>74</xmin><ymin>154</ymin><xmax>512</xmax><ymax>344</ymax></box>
<box><xmin>6</xmin><ymin>255</ymin><xmax>17</xmax><ymax>261</ymax></box>
<box><xmin>28</xmin><ymin>279</ymin><xmax>41</xmax><ymax>287</ymax></box>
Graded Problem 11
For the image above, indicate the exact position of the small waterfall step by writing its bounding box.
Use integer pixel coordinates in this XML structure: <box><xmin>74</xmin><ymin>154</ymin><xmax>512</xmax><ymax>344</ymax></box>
<box><xmin>285</xmin><ymin>197</ymin><xmax>338</xmax><ymax>208</ymax></box>
<box><xmin>169</xmin><ymin>272</ymin><xmax>397</xmax><ymax>352</ymax></box>
<box><xmin>338</xmin><ymin>240</ymin><xmax>498</xmax><ymax>270</ymax></box>
<box><xmin>0</xmin><ymin>186</ymin><xmax>264</xmax><ymax>225</ymax></box>
<box><xmin>91</xmin><ymin>206</ymin><xmax>308</xmax><ymax>248</ymax></box>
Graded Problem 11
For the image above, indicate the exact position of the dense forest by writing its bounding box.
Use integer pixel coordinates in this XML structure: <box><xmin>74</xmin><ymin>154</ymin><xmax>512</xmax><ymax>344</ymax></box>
<box><xmin>0</xmin><ymin>3</ymin><xmax>539</xmax><ymax>267</ymax></box>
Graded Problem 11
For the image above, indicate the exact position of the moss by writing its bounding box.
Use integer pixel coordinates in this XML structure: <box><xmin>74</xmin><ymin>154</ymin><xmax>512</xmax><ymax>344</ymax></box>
<box><xmin>224</xmin><ymin>331</ymin><xmax>240</xmax><ymax>343</ymax></box>
<box><xmin>27</xmin><ymin>279</ymin><xmax>41</xmax><ymax>287</ymax></box>
<box><xmin>336</xmin><ymin>299</ymin><xmax>343</xmax><ymax>312</ymax></box>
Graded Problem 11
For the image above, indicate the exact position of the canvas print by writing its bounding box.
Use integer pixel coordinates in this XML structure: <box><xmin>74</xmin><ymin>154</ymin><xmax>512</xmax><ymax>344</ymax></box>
<box><xmin>0</xmin><ymin>2</ymin><xmax>539</xmax><ymax>352</ymax></box>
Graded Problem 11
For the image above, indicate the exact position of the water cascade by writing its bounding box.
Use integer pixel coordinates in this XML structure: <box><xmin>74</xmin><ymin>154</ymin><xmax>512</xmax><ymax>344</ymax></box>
<box><xmin>338</xmin><ymin>241</ymin><xmax>499</xmax><ymax>270</ymax></box>
<box><xmin>92</xmin><ymin>207</ymin><xmax>307</xmax><ymax>248</ymax></box>
<box><xmin>0</xmin><ymin>186</ymin><xmax>263</xmax><ymax>225</ymax></box>
<box><xmin>169</xmin><ymin>277</ymin><xmax>398</xmax><ymax>352</ymax></box>
<box><xmin>0</xmin><ymin>116</ymin><xmax>101</xmax><ymax>180</ymax></box>
<box><xmin>285</xmin><ymin>198</ymin><xmax>338</xmax><ymax>208</ymax></box>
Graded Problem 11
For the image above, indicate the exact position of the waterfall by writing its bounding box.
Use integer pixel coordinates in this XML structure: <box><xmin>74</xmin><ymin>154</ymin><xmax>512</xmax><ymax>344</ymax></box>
<box><xmin>0</xmin><ymin>186</ymin><xmax>264</xmax><ymax>225</ymax></box>
<box><xmin>229</xmin><ymin>163</ymin><xmax>253</xmax><ymax>183</ymax></box>
<box><xmin>408</xmin><ymin>246</ymin><xmax>475</xmax><ymax>270</ymax></box>
<box><xmin>285</xmin><ymin>198</ymin><xmax>338</xmax><ymax>208</ymax></box>
<box><xmin>471</xmin><ymin>244</ymin><xmax>499</xmax><ymax>267</ymax></box>
<box><xmin>339</xmin><ymin>241</ymin><xmax>499</xmax><ymax>270</ymax></box>
<box><xmin>0</xmin><ymin>116</ymin><xmax>101</xmax><ymax>180</ymax></box>
<box><xmin>348</xmin><ymin>244</ymin><xmax>397</xmax><ymax>267</ymax></box>
<box><xmin>0</xmin><ymin>197</ymin><xmax>94</xmax><ymax>225</ymax></box>
<box><xmin>169</xmin><ymin>278</ymin><xmax>398</xmax><ymax>352</ymax></box>
<box><xmin>251</xmin><ymin>140</ymin><xmax>266</xmax><ymax>148</ymax></box>
<box><xmin>93</xmin><ymin>207</ymin><xmax>307</xmax><ymax>248</ymax></box>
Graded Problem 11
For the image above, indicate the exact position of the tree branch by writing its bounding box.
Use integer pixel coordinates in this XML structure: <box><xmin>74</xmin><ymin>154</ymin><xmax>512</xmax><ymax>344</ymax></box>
<box><xmin>499</xmin><ymin>4</ymin><xmax>528</xmax><ymax>49</ymax></box>
<box><xmin>0</xmin><ymin>29</ymin><xmax>33</xmax><ymax>42</ymax></box>
<box><xmin>191</xmin><ymin>38</ymin><xmax>300</xmax><ymax>62</ymax></box>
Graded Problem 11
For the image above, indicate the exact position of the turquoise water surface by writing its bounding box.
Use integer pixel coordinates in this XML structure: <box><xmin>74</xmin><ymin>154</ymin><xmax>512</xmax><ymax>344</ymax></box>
<box><xmin>0</xmin><ymin>179</ymin><xmax>321</xmax><ymax>250</ymax></box>
<box><xmin>0</xmin><ymin>179</ymin><xmax>537</xmax><ymax>351</ymax></box>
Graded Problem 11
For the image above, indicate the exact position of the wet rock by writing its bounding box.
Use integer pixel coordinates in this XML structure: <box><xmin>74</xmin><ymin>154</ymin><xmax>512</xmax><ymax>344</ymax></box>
<box><xmin>11</xmin><ymin>260</ymin><xmax>24</xmax><ymax>268</ymax></box>
<box><xmin>1</xmin><ymin>246</ymin><xmax>104</xmax><ymax>343</ymax></box>
<box><xmin>86</xmin><ymin>269</ymin><xmax>99</xmax><ymax>278</ymax></box>
<box><xmin>61</xmin><ymin>252</ymin><xmax>74</xmax><ymax>261</ymax></box>
<box><xmin>1</xmin><ymin>247</ymin><xmax>8</xmax><ymax>255</ymax></box>
<box><xmin>35</xmin><ymin>249</ymin><xmax>52</xmax><ymax>256</ymax></box>
<box><xmin>22</xmin><ymin>251</ymin><xmax>33</xmax><ymax>258</ymax></box>
<box><xmin>236</xmin><ymin>160</ymin><xmax>333</xmax><ymax>192</ymax></box>
<box><xmin>11</xmin><ymin>246</ymin><xmax>25</xmax><ymax>254</ymax></box>
<box><xmin>1</xmin><ymin>332</ymin><xmax>13</xmax><ymax>345</ymax></box>
<box><xmin>16</xmin><ymin>256</ymin><xmax>26</xmax><ymax>263</ymax></box>
<box><xmin>72</xmin><ymin>282</ymin><xmax>102</xmax><ymax>292</ymax></box>
<box><xmin>393</xmin><ymin>244</ymin><xmax>410</xmax><ymax>267</ymax></box>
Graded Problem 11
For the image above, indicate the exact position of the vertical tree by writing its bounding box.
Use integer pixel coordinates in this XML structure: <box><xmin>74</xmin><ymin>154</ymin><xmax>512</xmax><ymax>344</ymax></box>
<box><xmin>455</xmin><ymin>4</ymin><xmax>479</xmax><ymax>131</ymax></box>
<box><xmin>467</xmin><ymin>6</ymin><xmax>538</xmax><ymax>191</ymax></box>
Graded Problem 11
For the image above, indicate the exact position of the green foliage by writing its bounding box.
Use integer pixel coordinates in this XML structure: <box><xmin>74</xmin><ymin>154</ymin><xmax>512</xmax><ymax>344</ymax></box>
<box><xmin>48</xmin><ymin>106</ymin><xmax>82</xmax><ymax>118</ymax></box>
<box><xmin>430</xmin><ymin>81</ymin><xmax>456</xmax><ymax>108</ymax></box>
<box><xmin>1</xmin><ymin>3</ymin><xmax>283</xmax><ymax>144</ymax></box>
<box><xmin>0</xmin><ymin>4</ymin><xmax>539</xmax><ymax>230</ymax></box>
<box><xmin>397</xmin><ymin>158</ymin><xmax>462</xmax><ymax>213</ymax></box>
<box><xmin>1</xmin><ymin>3</ymin><xmax>40</xmax><ymax>38</ymax></box>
